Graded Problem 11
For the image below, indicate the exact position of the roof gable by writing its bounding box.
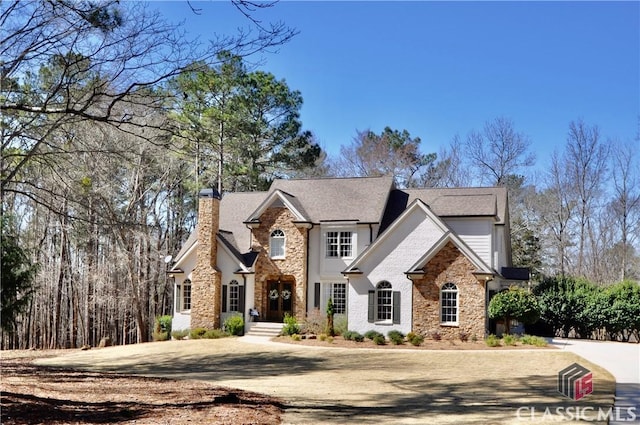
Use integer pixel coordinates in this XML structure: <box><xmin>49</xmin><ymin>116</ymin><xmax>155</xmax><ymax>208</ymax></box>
<box><xmin>380</xmin><ymin>187</ymin><xmax>507</xmax><ymax>234</ymax></box>
<box><xmin>405</xmin><ymin>232</ymin><xmax>494</xmax><ymax>277</ymax></box>
<box><xmin>269</xmin><ymin>176</ymin><xmax>394</xmax><ymax>223</ymax></box>
<box><xmin>344</xmin><ymin>199</ymin><xmax>449</xmax><ymax>274</ymax></box>
<box><xmin>245</xmin><ymin>189</ymin><xmax>310</xmax><ymax>224</ymax></box>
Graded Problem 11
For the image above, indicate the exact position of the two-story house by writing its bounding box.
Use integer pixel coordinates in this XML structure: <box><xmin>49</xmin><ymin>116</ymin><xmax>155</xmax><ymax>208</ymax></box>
<box><xmin>169</xmin><ymin>176</ymin><xmax>525</xmax><ymax>338</ymax></box>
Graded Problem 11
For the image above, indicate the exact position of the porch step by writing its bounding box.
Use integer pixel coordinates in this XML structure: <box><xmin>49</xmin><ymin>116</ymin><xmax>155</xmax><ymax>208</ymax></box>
<box><xmin>245</xmin><ymin>322</ymin><xmax>284</xmax><ymax>338</ymax></box>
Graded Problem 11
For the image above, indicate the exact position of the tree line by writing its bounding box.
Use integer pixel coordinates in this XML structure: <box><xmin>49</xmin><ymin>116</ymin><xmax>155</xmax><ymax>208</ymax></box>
<box><xmin>1</xmin><ymin>1</ymin><xmax>638</xmax><ymax>349</ymax></box>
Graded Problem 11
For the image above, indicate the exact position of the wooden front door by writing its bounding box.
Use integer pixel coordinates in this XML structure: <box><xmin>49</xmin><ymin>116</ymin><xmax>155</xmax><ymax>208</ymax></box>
<box><xmin>266</xmin><ymin>280</ymin><xmax>294</xmax><ymax>322</ymax></box>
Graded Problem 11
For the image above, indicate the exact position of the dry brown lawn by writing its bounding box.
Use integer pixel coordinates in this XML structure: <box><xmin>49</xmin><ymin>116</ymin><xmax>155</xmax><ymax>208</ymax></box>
<box><xmin>3</xmin><ymin>338</ymin><xmax>615</xmax><ymax>424</ymax></box>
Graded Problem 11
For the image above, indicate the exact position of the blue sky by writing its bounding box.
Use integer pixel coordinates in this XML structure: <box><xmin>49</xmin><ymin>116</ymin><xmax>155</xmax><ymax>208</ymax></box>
<box><xmin>154</xmin><ymin>1</ymin><xmax>639</xmax><ymax>166</ymax></box>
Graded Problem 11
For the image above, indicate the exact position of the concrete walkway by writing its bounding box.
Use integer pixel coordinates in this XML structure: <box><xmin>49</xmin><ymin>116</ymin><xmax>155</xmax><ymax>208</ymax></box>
<box><xmin>551</xmin><ymin>338</ymin><xmax>640</xmax><ymax>424</ymax></box>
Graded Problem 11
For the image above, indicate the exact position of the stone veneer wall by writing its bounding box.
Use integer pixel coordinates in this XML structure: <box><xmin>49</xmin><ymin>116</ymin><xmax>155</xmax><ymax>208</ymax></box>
<box><xmin>190</xmin><ymin>196</ymin><xmax>222</xmax><ymax>330</ymax></box>
<box><xmin>252</xmin><ymin>207</ymin><xmax>308</xmax><ymax>319</ymax></box>
<box><xmin>412</xmin><ymin>242</ymin><xmax>486</xmax><ymax>339</ymax></box>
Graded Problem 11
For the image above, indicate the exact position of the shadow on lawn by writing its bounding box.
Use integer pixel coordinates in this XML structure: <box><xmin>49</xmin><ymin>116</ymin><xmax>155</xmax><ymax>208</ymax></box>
<box><xmin>289</xmin><ymin>375</ymin><xmax>615</xmax><ymax>424</ymax></box>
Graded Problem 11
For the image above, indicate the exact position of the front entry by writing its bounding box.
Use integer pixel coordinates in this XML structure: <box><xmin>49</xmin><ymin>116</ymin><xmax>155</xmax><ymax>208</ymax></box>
<box><xmin>266</xmin><ymin>280</ymin><xmax>294</xmax><ymax>322</ymax></box>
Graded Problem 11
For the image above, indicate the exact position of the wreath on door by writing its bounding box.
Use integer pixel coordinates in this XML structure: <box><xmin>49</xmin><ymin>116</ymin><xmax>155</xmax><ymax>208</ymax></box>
<box><xmin>281</xmin><ymin>289</ymin><xmax>292</xmax><ymax>300</ymax></box>
<box><xmin>269</xmin><ymin>289</ymin><xmax>279</xmax><ymax>300</ymax></box>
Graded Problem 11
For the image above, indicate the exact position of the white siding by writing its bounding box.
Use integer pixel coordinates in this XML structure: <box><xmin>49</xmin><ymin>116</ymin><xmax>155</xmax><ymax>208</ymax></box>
<box><xmin>307</xmin><ymin>223</ymin><xmax>372</xmax><ymax>312</ymax></box>
<box><xmin>445</xmin><ymin>218</ymin><xmax>493</xmax><ymax>267</ymax></box>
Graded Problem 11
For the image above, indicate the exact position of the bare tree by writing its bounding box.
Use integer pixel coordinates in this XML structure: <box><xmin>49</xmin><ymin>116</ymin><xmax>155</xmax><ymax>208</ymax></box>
<box><xmin>564</xmin><ymin>119</ymin><xmax>609</xmax><ymax>277</ymax></box>
<box><xmin>334</xmin><ymin>127</ymin><xmax>436</xmax><ymax>188</ymax></box>
<box><xmin>609</xmin><ymin>140</ymin><xmax>640</xmax><ymax>280</ymax></box>
<box><xmin>464</xmin><ymin>117</ymin><xmax>535</xmax><ymax>186</ymax></box>
<box><xmin>1</xmin><ymin>0</ymin><xmax>296</xmax><ymax>197</ymax></box>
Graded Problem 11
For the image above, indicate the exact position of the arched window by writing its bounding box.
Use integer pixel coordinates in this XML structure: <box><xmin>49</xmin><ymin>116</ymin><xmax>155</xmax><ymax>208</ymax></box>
<box><xmin>440</xmin><ymin>283</ymin><xmax>458</xmax><ymax>325</ymax></box>
<box><xmin>367</xmin><ymin>281</ymin><xmax>400</xmax><ymax>324</ymax></box>
<box><xmin>270</xmin><ymin>229</ymin><xmax>285</xmax><ymax>258</ymax></box>
<box><xmin>376</xmin><ymin>281</ymin><xmax>393</xmax><ymax>322</ymax></box>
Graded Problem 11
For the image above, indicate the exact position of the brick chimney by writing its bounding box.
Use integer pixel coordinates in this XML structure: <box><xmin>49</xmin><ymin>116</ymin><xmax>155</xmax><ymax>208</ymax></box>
<box><xmin>190</xmin><ymin>188</ymin><xmax>222</xmax><ymax>330</ymax></box>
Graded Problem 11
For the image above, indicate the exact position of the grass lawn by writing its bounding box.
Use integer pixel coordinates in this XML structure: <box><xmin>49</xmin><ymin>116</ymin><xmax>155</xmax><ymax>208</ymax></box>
<box><xmin>36</xmin><ymin>339</ymin><xmax>616</xmax><ymax>424</ymax></box>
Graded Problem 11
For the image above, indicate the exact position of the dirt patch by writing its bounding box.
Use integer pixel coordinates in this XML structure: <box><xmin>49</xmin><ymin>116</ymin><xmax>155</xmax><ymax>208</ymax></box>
<box><xmin>1</xmin><ymin>350</ymin><xmax>283</xmax><ymax>425</ymax></box>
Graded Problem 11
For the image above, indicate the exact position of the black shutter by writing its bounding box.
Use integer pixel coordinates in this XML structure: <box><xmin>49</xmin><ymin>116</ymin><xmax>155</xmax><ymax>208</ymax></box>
<box><xmin>238</xmin><ymin>285</ymin><xmax>245</xmax><ymax>313</ymax></box>
<box><xmin>314</xmin><ymin>282</ymin><xmax>321</xmax><ymax>309</ymax></box>
<box><xmin>368</xmin><ymin>290</ymin><xmax>375</xmax><ymax>323</ymax></box>
<box><xmin>392</xmin><ymin>291</ymin><xmax>401</xmax><ymax>324</ymax></box>
<box><xmin>222</xmin><ymin>285</ymin><xmax>227</xmax><ymax>313</ymax></box>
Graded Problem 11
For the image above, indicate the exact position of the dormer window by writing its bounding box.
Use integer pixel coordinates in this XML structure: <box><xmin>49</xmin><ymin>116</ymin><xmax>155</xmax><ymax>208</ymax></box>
<box><xmin>326</xmin><ymin>231</ymin><xmax>353</xmax><ymax>258</ymax></box>
<box><xmin>270</xmin><ymin>229</ymin><xmax>285</xmax><ymax>259</ymax></box>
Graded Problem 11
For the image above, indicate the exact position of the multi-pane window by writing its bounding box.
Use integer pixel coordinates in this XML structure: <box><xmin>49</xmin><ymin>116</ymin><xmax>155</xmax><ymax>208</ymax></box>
<box><xmin>229</xmin><ymin>280</ymin><xmax>239</xmax><ymax>312</ymax></box>
<box><xmin>440</xmin><ymin>282</ymin><xmax>458</xmax><ymax>325</ymax></box>
<box><xmin>326</xmin><ymin>231</ymin><xmax>353</xmax><ymax>258</ymax></box>
<box><xmin>332</xmin><ymin>283</ymin><xmax>346</xmax><ymax>314</ymax></box>
<box><xmin>270</xmin><ymin>229</ymin><xmax>285</xmax><ymax>258</ymax></box>
<box><xmin>376</xmin><ymin>281</ymin><xmax>392</xmax><ymax>321</ymax></box>
<box><xmin>182</xmin><ymin>279</ymin><xmax>192</xmax><ymax>311</ymax></box>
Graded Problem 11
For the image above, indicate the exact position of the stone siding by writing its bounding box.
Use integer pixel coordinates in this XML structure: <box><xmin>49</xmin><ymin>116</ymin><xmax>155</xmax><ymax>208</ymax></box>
<box><xmin>252</xmin><ymin>207</ymin><xmax>308</xmax><ymax>319</ymax></box>
<box><xmin>190</xmin><ymin>196</ymin><xmax>222</xmax><ymax>330</ymax></box>
<box><xmin>412</xmin><ymin>242</ymin><xmax>486</xmax><ymax>339</ymax></box>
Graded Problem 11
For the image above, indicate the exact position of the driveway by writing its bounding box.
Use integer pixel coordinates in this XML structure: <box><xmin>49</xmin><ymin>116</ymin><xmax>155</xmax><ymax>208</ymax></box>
<box><xmin>550</xmin><ymin>338</ymin><xmax>640</xmax><ymax>424</ymax></box>
<box><xmin>37</xmin><ymin>338</ymin><xmax>616</xmax><ymax>424</ymax></box>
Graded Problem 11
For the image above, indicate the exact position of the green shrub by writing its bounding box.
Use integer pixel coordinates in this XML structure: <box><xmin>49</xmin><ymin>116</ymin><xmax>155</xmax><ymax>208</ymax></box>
<box><xmin>387</xmin><ymin>330</ymin><xmax>405</xmax><ymax>345</ymax></box>
<box><xmin>342</xmin><ymin>330</ymin><xmax>357</xmax><ymax>341</ymax></box>
<box><xmin>319</xmin><ymin>333</ymin><xmax>328</xmax><ymax>341</ymax></box>
<box><xmin>365</xmin><ymin>330</ymin><xmax>383</xmax><ymax>340</ymax></box>
<box><xmin>372</xmin><ymin>334</ymin><xmax>386</xmax><ymax>345</ymax></box>
<box><xmin>485</xmin><ymin>334</ymin><xmax>501</xmax><ymax>347</ymax></box>
<box><xmin>409</xmin><ymin>333</ymin><xmax>424</xmax><ymax>346</ymax></box>
<box><xmin>224</xmin><ymin>315</ymin><xmax>244</xmax><ymax>336</ymax></box>
<box><xmin>154</xmin><ymin>315</ymin><xmax>172</xmax><ymax>338</ymax></box>
<box><xmin>171</xmin><ymin>329</ymin><xmax>189</xmax><ymax>340</ymax></box>
<box><xmin>520</xmin><ymin>334</ymin><xmax>548</xmax><ymax>347</ymax></box>
<box><xmin>204</xmin><ymin>329</ymin><xmax>226</xmax><ymax>339</ymax></box>
<box><xmin>282</xmin><ymin>313</ymin><xmax>301</xmax><ymax>336</ymax></box>
<box><xmin>502</xmin><ymin>334</ymin><xmax>518</xmax><ymax>346</ymax></box>
<box><xmin>190</xmin><ymin>327</ymin><xmax>207</xmax><ymax>339</ymax></box>
<box><xmin>291</xmin><ymin>334</ymin><xmax>301</xmax><ymax>341</ymax></box>
<box><xmin>326</xmin><ymin>336</ymin><xmax>334</xmax><ymax>343</ymax></box>
<box><xmin>352</xmin><ymin>333</ymin><xmax>364</xmax><ymax>342</ymax></box>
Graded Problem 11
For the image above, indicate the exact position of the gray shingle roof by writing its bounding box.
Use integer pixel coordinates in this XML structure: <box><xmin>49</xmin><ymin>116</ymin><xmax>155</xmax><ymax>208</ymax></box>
<box><xmin>269</xmin><ymin>176</ymin><xmax>395</xmax><ymax>223</ymax></box>
<box><xmin>173</xmin><ymin>178</ymin><xmax>508</xmax><ymax>269</ymax></box>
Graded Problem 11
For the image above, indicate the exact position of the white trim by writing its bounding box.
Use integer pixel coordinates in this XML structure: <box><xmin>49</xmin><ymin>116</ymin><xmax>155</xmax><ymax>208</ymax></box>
<box><xmin>439</xmin><ymin>282</ymin><xmax>459</xmax><ymax>326</ymax></box>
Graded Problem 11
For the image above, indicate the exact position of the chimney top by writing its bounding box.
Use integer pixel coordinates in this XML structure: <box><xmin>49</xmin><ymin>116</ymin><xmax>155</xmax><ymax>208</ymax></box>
<box><xmin>199</xmin><ymin>188</ymin><xmax>221</xmax><ymax>199</ymax></box>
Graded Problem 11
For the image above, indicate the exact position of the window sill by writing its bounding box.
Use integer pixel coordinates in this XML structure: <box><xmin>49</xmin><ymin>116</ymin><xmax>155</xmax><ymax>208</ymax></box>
<box><xmin>440</xmin><ymin>322</ymin><xmax>459</xmax><ymax>327</ymax></box>
<box><xmin>374</xmin><ymin>320</ymin><xmax>393</xmax><ymax>326</ymax></box>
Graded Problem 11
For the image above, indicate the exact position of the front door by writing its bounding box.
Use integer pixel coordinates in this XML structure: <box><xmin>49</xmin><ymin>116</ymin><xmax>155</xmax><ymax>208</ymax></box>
<box><xmin>266</xmin><ymin>280</ymin><xmax>294</xmax><ymax>322</ymax></box>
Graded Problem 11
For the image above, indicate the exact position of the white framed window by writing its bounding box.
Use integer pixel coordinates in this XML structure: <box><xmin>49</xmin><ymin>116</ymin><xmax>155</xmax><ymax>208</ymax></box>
<box><xmin>376</xmin><ymin>281</ymin><xmax>393</xmax><ymax>322</ymax></box>
<box><xmin>229</xmin><ymin>280</ymin><xmax>239</xmax><ymax>312</ymax></box>
<box><xmin>440</xmin><ymin>282</ymin><xmax>458</xmax><ymax>325</ymax></box>
<box><xmin>368</xmin><ymin>281</ymin><xmax>400</xmax><ymax>324</ymax></box>
<box><xmin>323</xmin><ymin>282</ymin><xmax>347</xmax><ymax>315</ymax></box>
<box><xmin>182</xmin><ymin>279</ymin><xmax>192</xmax><ymax>311</ymax></box>
<box><xmin>270</xmin><ymin>229</ymin><xmax>285</xmax><ymax>258</ymax></box>
<box><xmin>326</xmin><ymin>231</ymin><xmax>353</xmax><ymax>258</ymax></box>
